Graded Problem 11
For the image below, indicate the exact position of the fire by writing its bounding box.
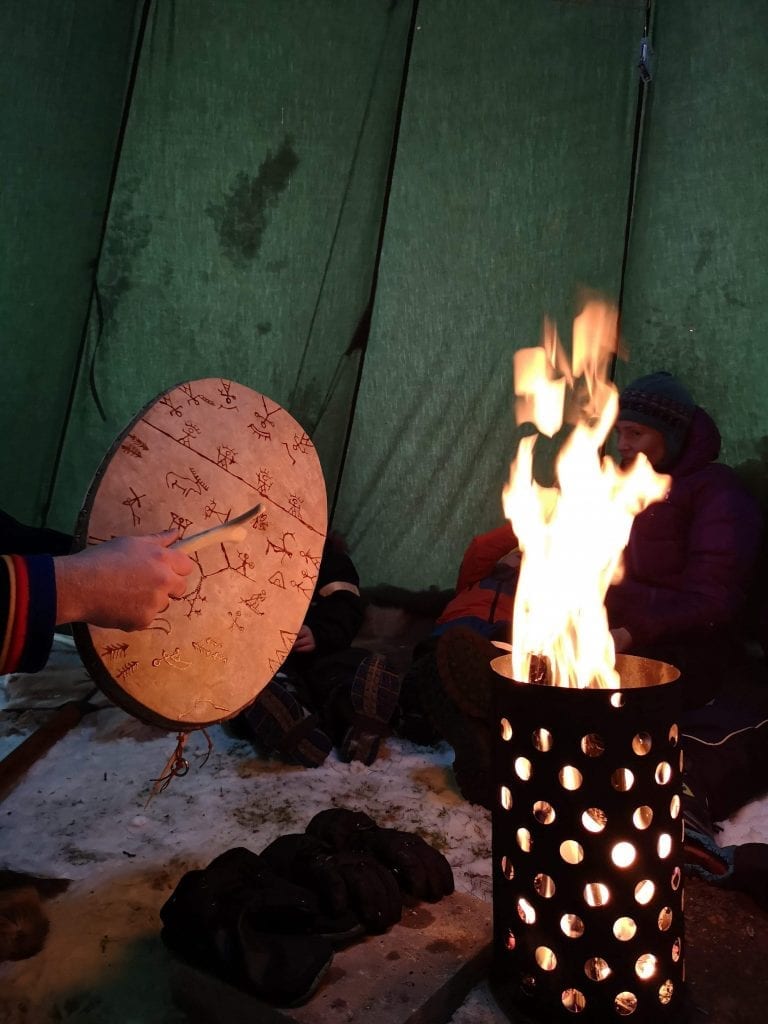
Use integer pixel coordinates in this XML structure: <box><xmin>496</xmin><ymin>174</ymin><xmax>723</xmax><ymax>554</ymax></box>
<box><xmin>502</xmin><ymin>299</ymin><xmax>668</xmax><ymax>688</ymax></box>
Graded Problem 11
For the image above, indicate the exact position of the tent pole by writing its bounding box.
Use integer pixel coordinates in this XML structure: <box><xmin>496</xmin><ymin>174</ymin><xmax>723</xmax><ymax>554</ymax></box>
<box><xmin>612</xmin><ymin>0</ymin><xmax>656</xmax><ymax>381</ymax></box>
<box><xmin>41</xmin><ymin>0</ymin><xmax>153</xmax><ymax>528</ymax></box>
<box><xmin>329</xmin><ymin>0</ymin><xmax>421</xmax><ymax>525</ymax></box>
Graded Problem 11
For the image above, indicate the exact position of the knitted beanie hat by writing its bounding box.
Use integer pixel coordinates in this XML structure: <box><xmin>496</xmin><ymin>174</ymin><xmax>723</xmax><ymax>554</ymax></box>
<box><xmin>618</xmin><ymin>371</ymin><xmax>696</xmax><ymax>468</ymax></box>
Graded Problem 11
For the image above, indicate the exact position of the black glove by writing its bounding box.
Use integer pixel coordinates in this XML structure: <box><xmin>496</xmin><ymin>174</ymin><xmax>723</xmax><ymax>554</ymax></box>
<box><xmin>305</xmin><ymin>808</ymin><xmax>377</xmax><ymax>850</ymax></box>
<box><xmin>359</xmin><ymin>827</ymin><xmax>454</xmax><ymax>903</ymax></box>
<box><xmin>260</xmin><ymin>832</ymin><xmax>401</xmax><ymax>934</ymax></box>
<box><xmin>160</xmin><ymin>847</ymin><xmax>334</xmax><ymax>1005</ymax></box>
<box><xmin>160</xmin><ymin>848</ymin><xmax>320</xmax><ymax>964</ymax></box>
<box><xmin>305</xmin><ymin>808</ymin><xmax>454</xmax><ymax>902</ymax></box>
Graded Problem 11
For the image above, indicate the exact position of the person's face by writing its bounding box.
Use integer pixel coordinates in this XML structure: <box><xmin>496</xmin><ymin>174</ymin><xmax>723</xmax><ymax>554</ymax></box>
<box><xmin>614</xmin><ymin>420</ymin><xmax>666</xmax><ymax>470</ymax></box>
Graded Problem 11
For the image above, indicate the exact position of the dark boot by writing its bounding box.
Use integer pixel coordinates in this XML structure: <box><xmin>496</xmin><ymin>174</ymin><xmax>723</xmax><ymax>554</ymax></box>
<box><xmin>239</xmin><ymin>679</ymin><xmax>332</xmax><ymax>768</ymax></box>
<box><xmin>417</xmin><ymin>628</ymin><xmax>497</xmax><ymax>810</ymax></box>
<box><xmin>337</xmin><ymin>654</ymin><xmax>402</xmax><ymax>766</ymax></box>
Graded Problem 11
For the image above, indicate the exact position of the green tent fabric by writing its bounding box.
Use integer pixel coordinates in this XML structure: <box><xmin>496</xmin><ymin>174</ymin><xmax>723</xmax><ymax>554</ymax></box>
<box><xmin>0</xmin><ymin>0</ymin><xmax>142</xmax><ymax>525</ymax></box>
<box><xmin>45</xmin><ymin>0</ymin><xmax>414</xmax><ymax>531</ymax></box>
<box><xmin>618</xmin><ymin>0</ymin><xmax>768</xmax><ymax>481</ymax></box>
<box><xmin>332</xmin><ymin>0</ymin><xmax>647</xmax><ymax>587</ymax></box>
<box><xmin>2</xmin><ymin>0</ymin><xmax>768</xmax><ymax>591</ymax></box>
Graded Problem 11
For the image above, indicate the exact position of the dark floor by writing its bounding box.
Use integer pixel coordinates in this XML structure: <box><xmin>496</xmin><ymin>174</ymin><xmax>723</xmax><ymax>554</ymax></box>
<box><xmin>685</xmin><ymin>877</ymin><xmax>767</xmax><ymax>1023</ymax></box>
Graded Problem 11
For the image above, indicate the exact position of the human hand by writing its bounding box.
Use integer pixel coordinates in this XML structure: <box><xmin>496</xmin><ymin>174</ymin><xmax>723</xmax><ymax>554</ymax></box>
<box><xmin>292</xmin><ymin>625</ymin><xmax>317</xmax><ymax>654</ymax></box>
<box><xmin>610</xmin><ymin>626</ymin><xmax>633</xmax><ymax>654</ymax></box>
<box><xmin>54</xmin><ymin>530</ymin><xmax>195</xmax><ymax>630</ymax></box>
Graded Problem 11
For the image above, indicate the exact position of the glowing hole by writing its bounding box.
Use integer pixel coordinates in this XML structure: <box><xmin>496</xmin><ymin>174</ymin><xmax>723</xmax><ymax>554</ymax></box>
<box><xmin>501</xmin><ymin>718</ymin><xmax>513</xmax><ymax>741</ymax></box>
<box><xmin>581</xmin><ymin>733</ymin><xmax>605</xmax><ymax>757</ymax></box>
<box><xmin>535</xmin><ymin>946</ymin><xmax>557</xmax><ymax>971</ymax></box>
<box><xmin>517</xmin><ymin>828</ymin><xmax>532</xmax><ymax>853</ymax></box>
<box><xmin>671</xmin><ymin>867</ymin><xmax>681</xmax><ymax>891</ymax></box>
<box><xmin>659</xmin><ymin>979</ymin><xmax>674</xmax><ymax>1005</ymax></box>
<box><xmin>581</xmin><ymin>808</ymin><xmax>607</xmax><ymax>833</ymax></box>
<box><xmin>584</xmin><ymin>882</ymin><xmax>610</xmax><ymax>907</ymax></box>
<box><xmin>611</xmin><ymin>692</ymin><xmax>625</xmax><ymax>708</ymax></box>
<box><xmin>501</xmin><ymin>856</ymin><xmax>514</xmax><ymax>881</ymax></box>
<box><xmin>505</xmin><ymin>930</ymin><xmax>516</xmax><ymax>951</ymax></box>
<box><xmin>534</xmin><ymin>873</ymin><xmax>556</xmax><ymax>898</ymax></box>
<box><xmin>532</xmin><ymin>727</ymin><xmax>553</xmax><ymax>751</ymax></box>
<box><xmin>615</xmin><ymin>991</ymin><xmax>637</xmax><ymax>1016</ymax></box>
<box><xmin>655</xmin><ymin>761</ymin><xmax>672</xmax><ymax>785</ymax></box>
<box><xmin>611</xmin><ymin>768</ymin><xmax>635</xmax><ymax>792</ymax></box>
<box><xmin>613</xmin><ymin>917</ymin><xmax>637</xmax><ymax>941</ymax></box>
<box><xmin>658</xmin><ymin>833</ymin><xmax>672</xmax><ymax>859</ymax></box>
<box><xmin>517</xmin><ymin>897</ymin><xmax>536</xmax><ymax>924</ymax></box>
<box><xmin>632</xmin><ymin>732</ymin><xmax>652</xmax><ymax>755</ymax></box>
<box><xmin>560</xmin><ymin>840</ymin><xmax>584</xmax><ymax>865</ymax></box>
<box><xmin>635</xmin><ymin>953</ymin><xmax>658</xmax><ymax>980</ymax></box>
<box><xmin>584</xmin><ymin>957</ymin><xmax>611</xmax><ymax>982</ymax></box>
<box><xmin>562</xmin><ymin>988</ymin><xmax>586</xmax><ymax>1013</ymax></box>
<box><xmin>670</xmin><ymin>794</ymin><xmax>681</xmax><ymax>819</ymax></box>
<box><xmin>560</xmin><ymin>913</ymin><xmax>585</xmax><ymax>938</ymax></box>
<box><xmin>612</xmin><ymin>841</ymin><xmax>636</xmax><ymax>868</ymax></box>
<box><xmin>559</xmin><ymin>765</ymin><xmax>583</xmax><ymax>790</ymax></box>
<box><xmin>671</xmin><ymin>937</ymin><xmax>682</xmax><ymax>962</ymax></box>
<box><xmin>515</xmin><ymin>756</ymin><xmax>532</xmax><ymax>781</ymax></box>
<box><xmin>521</xmin><ymin>975</ymin><xmax>536</xmax><ymax>995</ymax></box>
<box><xmin>634</xmin><ymin>880</ymin><xmax>655</xmax><ymax>905</ymax></box>
<box><xmin>533</xmin><ymin>800</ymin><xmax>556</xmax><ymax>824</ymax></box>
<box><xmin>658</xmin><ymin>907</ymin><xmax>673</xmax><ymax>931</ymax></box>
<box><xmin>669</xmin><ymin>723</ymin><xmax>679</xmax><ymax>745</ymax></box>
<box><xmin>633</xmin><ymin>805</ymin><xmax>653</xmax><ymax>829</ymax></box>
<box><xmin>500</xmin><ymin>786</ymin><xmax>513</xmax><ymax>811</ymax></box>
<box><xmin>681</xmin><ymin>888</ymin><xmax>686</xmax><ymax>912</ymax></box>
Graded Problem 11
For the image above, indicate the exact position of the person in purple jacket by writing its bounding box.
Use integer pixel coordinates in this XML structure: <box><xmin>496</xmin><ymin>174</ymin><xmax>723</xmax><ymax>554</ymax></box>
<box><xmin>607</xmin><ymin>371</ymin><xmax>762</xmax><ymax>708</ymax></box>
<box><xmin>410</xmin><ymin>371</ymin><xmax>768</xmax><ymax>909</ymax></box>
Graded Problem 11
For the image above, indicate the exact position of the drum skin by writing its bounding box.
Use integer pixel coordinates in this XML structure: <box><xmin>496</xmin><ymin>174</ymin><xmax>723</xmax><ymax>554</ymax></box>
<box><xmin>72</xmin><ymin>379</ymin><xmax>327</xmax><ymax>729</ymax></box>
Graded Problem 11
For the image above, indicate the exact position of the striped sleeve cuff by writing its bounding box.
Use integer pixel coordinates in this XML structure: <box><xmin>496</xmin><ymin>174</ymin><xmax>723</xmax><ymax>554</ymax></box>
<box><xmin>0</xmin><ymin>554</ymin><xmax>57</xmax><ymax>674</ymax></box>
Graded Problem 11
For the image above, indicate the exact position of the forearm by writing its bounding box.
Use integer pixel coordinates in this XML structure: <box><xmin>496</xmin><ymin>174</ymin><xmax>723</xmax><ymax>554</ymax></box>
<box><xmin>606</xmin><ymin>578</ymin><xmax>740</xmax><ymax>646</ymax></box>
<box><xmin>53</xmin><ymin>552</ymin><xmax>98</xmax><ymax>626</ymax></box>
<box><xmin>52</xmin><ymin>533</ymin><xmax>194</xmax><ymax>632</ymax></box>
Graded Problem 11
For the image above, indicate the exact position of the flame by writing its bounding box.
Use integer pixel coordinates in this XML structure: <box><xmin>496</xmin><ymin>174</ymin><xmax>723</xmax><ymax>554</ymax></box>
<box><xmin>503</xmin><ymin>299</ymin><xmax>669</xmax><ymax>688</ymax></box>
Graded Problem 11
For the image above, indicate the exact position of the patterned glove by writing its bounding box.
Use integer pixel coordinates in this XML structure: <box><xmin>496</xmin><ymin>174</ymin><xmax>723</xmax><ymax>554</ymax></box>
<box><xmin>305</xmin><ymin>808</ymin><xmax>454</xmax><ymax>902</ymax></box>
<box><xmin>260</xmin><ymin>832</ymin><xmax>401</xmax><ymax>934</ymax></box>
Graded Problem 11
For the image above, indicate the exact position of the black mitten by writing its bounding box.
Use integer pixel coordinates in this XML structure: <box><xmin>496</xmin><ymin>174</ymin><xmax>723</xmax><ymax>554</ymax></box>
<box><xmin>160</xmin><ymin>847</ymin><xmax>320</xmax><ymax>969</ymax></box>
<box><xmin>358</xmin><ymin>828</ymin><xmax>454</xmax><ymax>903</ymax></box>
<box><xmin>305</xmin><ymin>808</ymin><xmax>454</xmax><ymax>903</ymax></box>
<box><xmin>160</xmin><ymin>847</ymin><xmax>334</xmax><ymax>1005</ymax></box>
<box><xmin>305</xmin><ymin>808</ymin><xmax>377</xmax><ymax>850</ymax></box>
<box><xmin>260</xmin><ymin>832</ymin><xmax>401</xmax><ymax>934</ymax></box>
<box><xmin>236</xmin><ymin>919</ymin><xmax>333</xmax><ymax>1006</ymax></box>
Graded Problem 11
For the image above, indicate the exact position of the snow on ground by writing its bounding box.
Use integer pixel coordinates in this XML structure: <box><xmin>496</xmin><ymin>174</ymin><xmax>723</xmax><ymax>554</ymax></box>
<box><xmin>2</xmin><ymin>636</ymin><xmax>767</xmax><ymax>1023</ymax></box>
<box><xmin>719</xmin><ymin>797</ymin><xmax>768</xmax><ymax>847</ymax></box>
<box><xmin>0</xmin><ymin>638</ymin><xmax>504</xmax><ymax>1023</ymax></box>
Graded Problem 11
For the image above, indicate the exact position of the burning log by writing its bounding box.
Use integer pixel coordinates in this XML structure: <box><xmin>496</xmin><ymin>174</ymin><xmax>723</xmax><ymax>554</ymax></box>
<box><xmin>528</xmin><ymin>653</ymin><xmax>552</xmax><ymax>686</ymax></box>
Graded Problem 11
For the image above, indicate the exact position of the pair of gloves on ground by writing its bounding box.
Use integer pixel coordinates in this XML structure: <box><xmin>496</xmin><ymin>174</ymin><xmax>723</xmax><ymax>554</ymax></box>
<box><xmin>160</xmin><ymin>808</ymin><xmax>454</xmax><ymax>1006</ymax></box>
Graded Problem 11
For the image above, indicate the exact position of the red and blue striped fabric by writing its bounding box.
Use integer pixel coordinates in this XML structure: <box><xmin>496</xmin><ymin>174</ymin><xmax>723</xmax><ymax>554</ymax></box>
<box><xmin>0</xmin><ymin>554</ymin><xmax>57</xmax><ymax>674</ymax></box>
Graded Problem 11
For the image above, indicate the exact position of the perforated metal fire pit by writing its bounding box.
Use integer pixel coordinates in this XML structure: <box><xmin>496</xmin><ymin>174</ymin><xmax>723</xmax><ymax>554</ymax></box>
<box><xmin>489</xmin><ymin>653</ymin><xmax>685</xmax><ymax>1022</ymax></box>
